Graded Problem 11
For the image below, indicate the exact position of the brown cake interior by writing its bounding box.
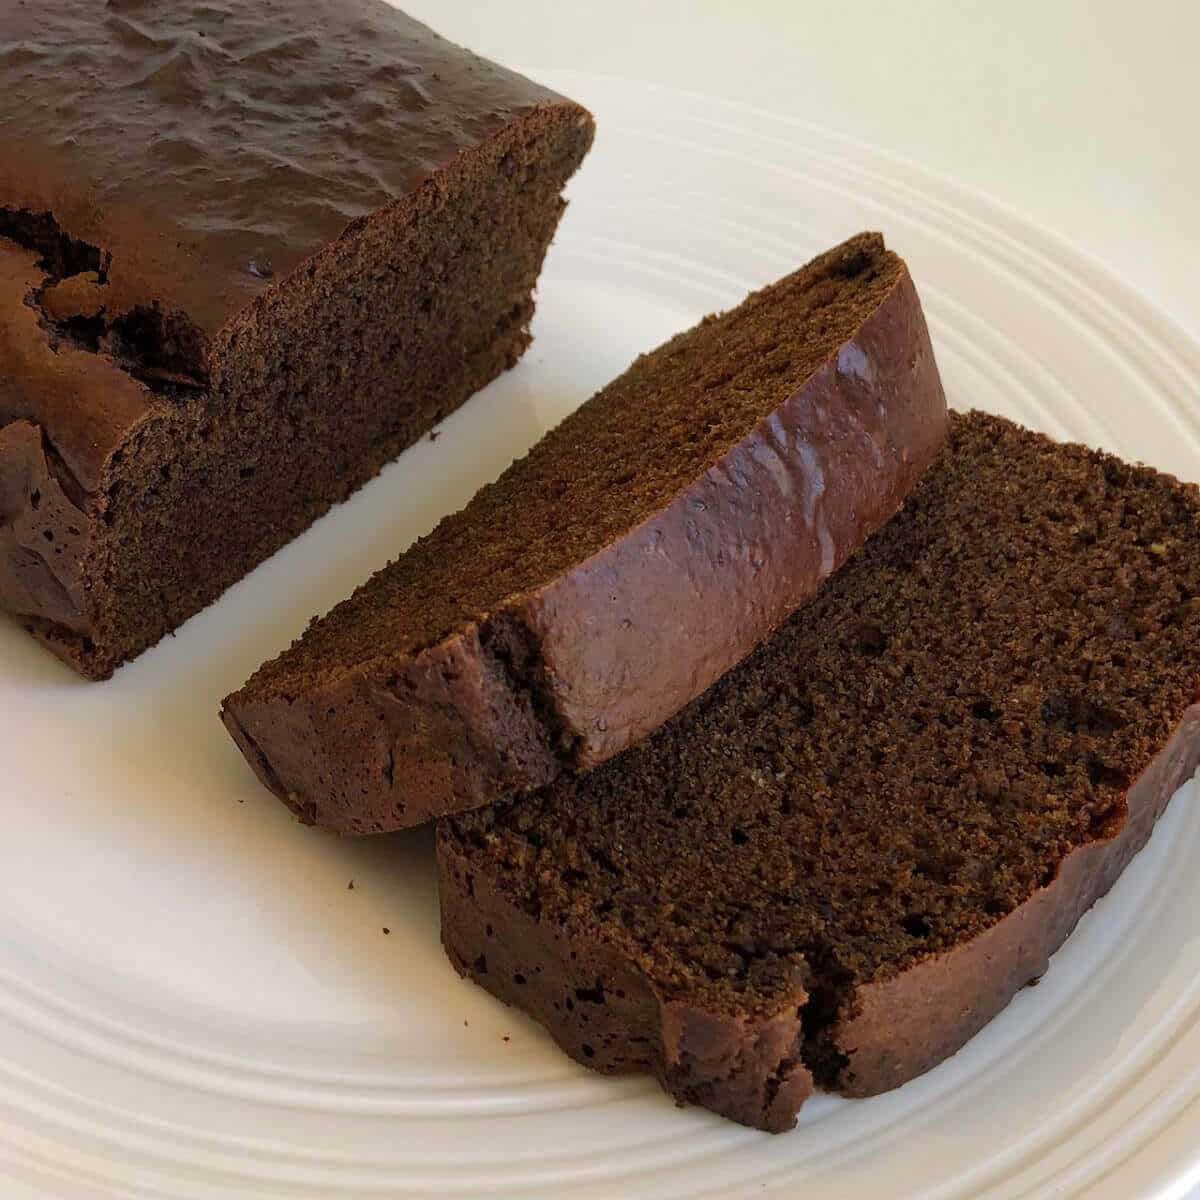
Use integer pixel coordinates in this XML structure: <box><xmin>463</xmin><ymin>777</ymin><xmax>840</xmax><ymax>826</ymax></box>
<box><xmin>15</xmin><ymin>106</ymin><xmax>592</xmax><ymax>677</ymax></box>
<box><xmin>443</xmin><ymin>411</ymin><xmax>1200</xmax><ymax>1087</ymax></box>
<box><xmin>246</xmin><ymin>233</ymin><xmax>904</xmax><ymax>697</ymax></box>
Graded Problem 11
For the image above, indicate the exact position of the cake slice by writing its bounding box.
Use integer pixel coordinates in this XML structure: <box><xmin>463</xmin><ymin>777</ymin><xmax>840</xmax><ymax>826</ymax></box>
<box><xmin>438</xmin><ymin>411</ymin><xmax>1200</xmax><ymax>1131</ymax></box>
<box><xmin>0</xmin><ymin>0</ymin><xmax>593</xmax><ymax>678</ymax></box>
<box><xmin>222</xmin><ymin>234</ymin><xmax>948</xmax><ymax>832</ymax></box>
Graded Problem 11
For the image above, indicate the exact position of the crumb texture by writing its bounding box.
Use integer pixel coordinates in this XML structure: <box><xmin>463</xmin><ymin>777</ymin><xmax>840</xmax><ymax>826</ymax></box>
<box><xmin>248</xmin><ymin>235</ymin><xmax>904</xmax><ymax>696</ymax></box>
<box><xmin>0</xmin><ymin>1</ymin><xmax>593</xmax><ymax>677</ymax></box>
<box><xmin>225</xmin><ymin>233</ymin><xmax>951</xmax><ymax>834</ymax></box>
<box><xmin>443</xmin><ymin>411</ymin><xmax>1200</xmax><ymax>1118</ymax></box>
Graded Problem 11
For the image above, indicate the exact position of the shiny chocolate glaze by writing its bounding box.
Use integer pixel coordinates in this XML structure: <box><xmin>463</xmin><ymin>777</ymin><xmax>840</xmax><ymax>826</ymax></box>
<box><xmin>1</xmin><ymin>0</ymin><xmax>571</xmax><ymax>342</ymax></box>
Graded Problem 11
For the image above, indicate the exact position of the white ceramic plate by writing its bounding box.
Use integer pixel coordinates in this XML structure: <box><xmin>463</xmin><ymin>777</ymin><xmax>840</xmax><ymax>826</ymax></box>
<box><xmin>2</xmin><ymin>72</ymin><xmax>1199</xmax><ymax>1200</ymax></box>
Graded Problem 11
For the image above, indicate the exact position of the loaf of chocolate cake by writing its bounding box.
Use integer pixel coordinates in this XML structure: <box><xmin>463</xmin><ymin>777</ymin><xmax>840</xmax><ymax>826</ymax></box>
<box><xmin>223</xmin><ymin>234</ymin><xmax>949</xmax><ymax>832</ymax></box>
<box><xmin>439</xmin><ymin>411</ymin><xmax>1200</xmax><ymax>1131</ymax></box>
<box><xmin>0</xmin><ymin>0</ymin><xmax>593</xmax><ymax>677</ymax></box>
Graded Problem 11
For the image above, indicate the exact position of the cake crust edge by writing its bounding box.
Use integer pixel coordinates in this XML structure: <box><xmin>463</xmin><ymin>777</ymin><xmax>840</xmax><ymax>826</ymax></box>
<box><xmin>435</xmin><ymin>703</ymin><xmax>1200</xmax><ymax>1131</ymax></box>
<box><xmin>224</xmin><ymin>247</ymin><xmax>949</xmax><ymax>831</ymax></box>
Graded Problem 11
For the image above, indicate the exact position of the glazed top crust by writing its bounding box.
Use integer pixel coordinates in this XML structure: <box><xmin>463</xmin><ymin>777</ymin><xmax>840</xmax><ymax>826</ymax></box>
<box><xmin>0</xmin><ymin>0</ymin><xmax>568</xmax><ymax>344</ymax></box>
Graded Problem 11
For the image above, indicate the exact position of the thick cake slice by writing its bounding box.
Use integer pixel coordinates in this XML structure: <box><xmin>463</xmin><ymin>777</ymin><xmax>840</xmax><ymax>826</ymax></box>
<box><xmin>0</xmin><ymin>0</ymin><xmax>593</xmax><ymax>678</ymax></box>
<box><xmin>438</xmin><ymin>412</ymin><xmax>1200</xmax><ymax>1131</ymax></box>
<box><xmin>223</xmin><ymin>234</ymin><xmax>948</xmax><ymax>832</ymax></box>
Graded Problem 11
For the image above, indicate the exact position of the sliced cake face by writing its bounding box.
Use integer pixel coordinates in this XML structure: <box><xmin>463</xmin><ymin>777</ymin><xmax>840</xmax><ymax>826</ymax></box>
<box><xmin>0</xmin><ymin>0</ymin><xmax>594</xmax><ymax>676</ymax></box>
<box><xmin>438</xmin><ymin>412</ymin><xmax>1200</xmax><ymax>1131</ymax></box>
<box><xmin>223</xmin><ymin>234</ymin><xmax>949</xmax><ymax>832</ymax></box>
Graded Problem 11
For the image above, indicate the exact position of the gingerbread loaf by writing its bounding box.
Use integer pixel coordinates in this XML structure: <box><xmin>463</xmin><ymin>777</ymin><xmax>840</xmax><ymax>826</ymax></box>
<box><xmin>0</xmin><ymin>0</ymin><xmax>593</xmax><ymax>677</ymax></box>
<box><xmin>439</xmin><ymin>411</ymin><xmax>1200</xmax><ymax>1130</ymax></box>
<box><xmin>222</xmin><ymin>234</ymin><xmax>948</xmax><ymax>832</ymax></box>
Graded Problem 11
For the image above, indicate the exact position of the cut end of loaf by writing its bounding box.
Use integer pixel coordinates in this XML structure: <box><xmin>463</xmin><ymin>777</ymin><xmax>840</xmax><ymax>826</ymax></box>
<box><xmin>0</xmin><ymin>99</ymin><xmax>593</xmax><ymax>676</ymax></box>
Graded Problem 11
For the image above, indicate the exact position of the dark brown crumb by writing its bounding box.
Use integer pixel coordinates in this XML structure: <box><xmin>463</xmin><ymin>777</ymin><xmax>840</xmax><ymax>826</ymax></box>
<box><xmin>448</xmin><ymin>409</ymin><xmax>1200</xmax><ymax>1063</ymax></box>
<box><xmin>0</xmin><ymin>44</ymin><xmax>594</xmax><ymax>680</ymax></box>
<box><xmin>347</xmin><ymin>880</ymin><xmax>354</xmax><ymax>890</ymax></box>
<box><xmin>244</xmin><ymin>235</ymin><xmax>906</xmax><ymax>693</ymax></box>
<box><xmin>382</xmin><ymin>927</ymin><xmax>390</xmax><ymax>935</ymax></box>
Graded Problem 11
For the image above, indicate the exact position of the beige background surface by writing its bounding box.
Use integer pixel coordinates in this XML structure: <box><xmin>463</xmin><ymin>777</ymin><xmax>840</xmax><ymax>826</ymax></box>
<box><xmin>410</xmin><ymin>0</ymin><xmax>1200</xmax><ymax>344</ymax></box>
